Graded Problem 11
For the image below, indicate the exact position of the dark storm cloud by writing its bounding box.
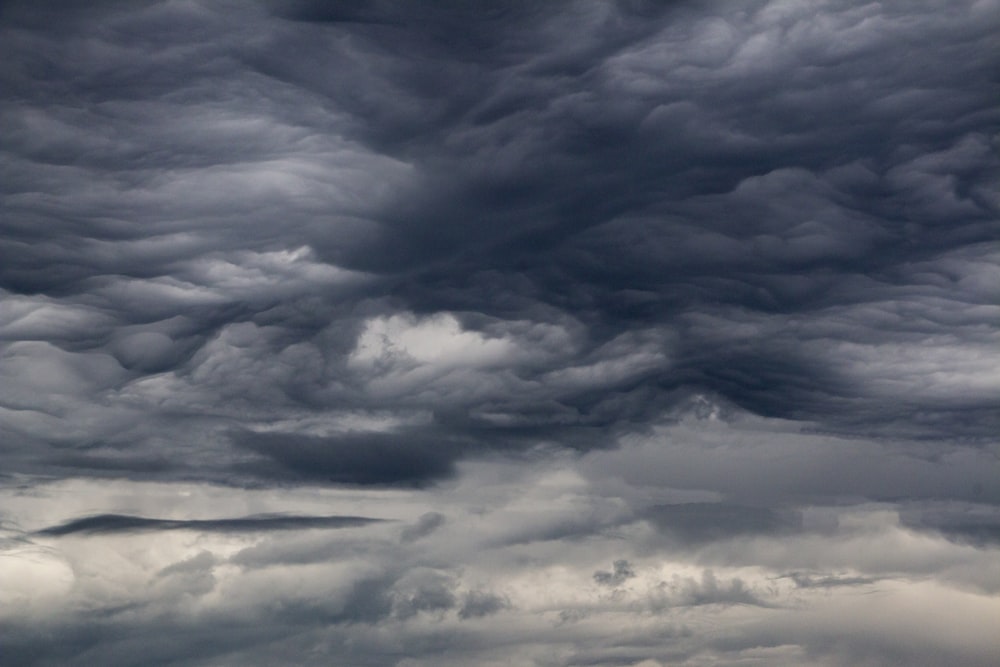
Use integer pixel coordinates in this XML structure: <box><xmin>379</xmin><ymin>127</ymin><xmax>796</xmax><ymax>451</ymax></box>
<box><xmin>3</xmin><ymin>1</ymin><xmax>1000</xmax><ymax>664</ymax></box>
<box><xmin>37</xmin><ymin>512</ymin><xmax>384</xmax><ymax>536</ymax></box>
<box><xmin>233</xmin><ymin>429</ymin><xmax>464</xmax><ymax>485</ymax></box>
<box><xmin>2</xmin><ymin>0</ymin><xmax>998</xmax><ymax>491</ymax></box>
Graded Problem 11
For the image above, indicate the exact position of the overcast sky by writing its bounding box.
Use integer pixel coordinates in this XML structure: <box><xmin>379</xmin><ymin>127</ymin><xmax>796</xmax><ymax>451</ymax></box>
<box><xmin>2</xmin><ymin>1</ymin><xmax>999</xmax><ymax>665</ymax></box>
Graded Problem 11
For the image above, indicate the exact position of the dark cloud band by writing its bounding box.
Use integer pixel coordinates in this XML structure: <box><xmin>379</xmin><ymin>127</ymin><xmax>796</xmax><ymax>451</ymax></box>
<box><xmin>36</xmin><ymin>513</ymin><xmax>385</xmax><ymax>536</ymax></box>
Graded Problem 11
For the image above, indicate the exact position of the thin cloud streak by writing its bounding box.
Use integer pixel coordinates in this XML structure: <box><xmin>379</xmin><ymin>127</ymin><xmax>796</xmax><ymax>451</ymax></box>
<box><xmin>36</xmin><ymin>513</ymin><xmax>386</xmax><ymax>536</ymax></box>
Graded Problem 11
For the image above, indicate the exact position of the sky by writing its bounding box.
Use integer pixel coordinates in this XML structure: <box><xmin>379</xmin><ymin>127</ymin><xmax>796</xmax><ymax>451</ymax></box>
<box><xmin>1</xmin><ymin>0</ymin><xmax>999</xmax><ymax>665</ymax></box>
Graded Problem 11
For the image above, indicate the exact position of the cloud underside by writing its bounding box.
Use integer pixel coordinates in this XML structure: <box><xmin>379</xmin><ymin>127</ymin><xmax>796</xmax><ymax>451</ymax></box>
<box><xmin>1</xmin><ymin>0</ymin><xmax>999</xmax><ymax>665</ymax></box>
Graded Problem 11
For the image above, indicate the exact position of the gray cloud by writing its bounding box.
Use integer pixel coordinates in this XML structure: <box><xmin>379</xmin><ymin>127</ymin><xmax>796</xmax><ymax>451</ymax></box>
<box><xmin>2</xmin><ymin>0</ymin><xmax>999</xmax><ymax>664</ymax></box>
<box><xmin>457</xmin><ymin>589</ymin><xmax>510</xmax><ymax>619</ymax></box>
<box><xmin>36</xmin><ymin>512</ymin><xmax>384</xmax><ymax>536</ymax></box>
<box><xmin>782</xmin><ymin>571</ymin><xmax>878</xmax><ymax>589</ymax></box>
<box><xmin>401</xmin><ymin>511</ymin><xmax>446</xmax><ymax>542</ymax></box>
<box><xmin>643</xmin><ymin>502</ymin><xmax>803</xmax><ymax>544</ymax></box>
<box><xmin>899</xmin><ymin>502</ymin><xmax>1000</xmax><ymax>547</ymax></box>
<box><xmin>234</xmin><ymin>429</ymin><xmax>465</xmax><ymax>486</ymax></box>
<box><xmin>656</xmin><ymin>569</ymin><xmax>766</xmax><ymax>609</ymax></box>
<box><xmin>2</xmin><ymin>0</ymin><xmax>997</xmax><ymax>485</ymax></box>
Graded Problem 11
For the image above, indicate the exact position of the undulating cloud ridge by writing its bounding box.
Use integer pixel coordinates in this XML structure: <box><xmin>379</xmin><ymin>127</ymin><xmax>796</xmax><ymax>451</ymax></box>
<box><xmin>1</xmin><ymin>0</ymin><xmax>998</xmax><ymax>665</ymax></box>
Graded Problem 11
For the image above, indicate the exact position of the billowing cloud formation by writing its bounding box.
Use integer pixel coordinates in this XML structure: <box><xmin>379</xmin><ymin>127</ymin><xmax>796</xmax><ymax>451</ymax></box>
<box><xmin>1</xmin><ymin>0</ymin><xmax>998</xmax><ymax>664</ymax></box>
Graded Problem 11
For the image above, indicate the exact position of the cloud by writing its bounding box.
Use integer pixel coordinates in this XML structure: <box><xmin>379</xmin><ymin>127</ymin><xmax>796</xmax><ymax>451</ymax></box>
<box><xmin>782</xmin><ymin>571</ymin><xmax>877</xmax><ymax>589</ymax></box>
<box><xmin>899</xmin><ymin>502</ymin><xmax>1000</xmax><ymax>547</ymax></box>
<box><xmin>593</xmin><ymin>559</ymin><xmax>636</xmax><ymax>587</ymax></box>
<box><xmin>401</xmin><ymin>512</ymin><xmax>446</xmax><ymax>543</ymax></box>
<box><xmin>36</xmin><ymin>512</ymin><xmax>384</xmax><ymax>536</ymax></box>
<box><xmin>5</xmin><ymin>460</ymin><xmax>1000</xmax><ymax>666</ymax></box>
<box><xmin>642</xmin><ymin>503</ymin><xmax>802</xmax><ymax>544</ymax></box>
<box><xmin>2</xmin><ymin>0</ymin><xmax>999</xmax><ymax>664</ymax></box>
<box><xmin>233</xmin><ymin>429</ymin><xmax>464</xmax><ymax>486</ymax></box>
<box><xmin>457</xmin><ymin>589</ymin><xmax>510</xmax><ymax>619</ymax></box>
<box><xmin>653</xmin><ymin>569</ymin><xmax>766</xmax><ymax>609</ymax></box>
<box><xmin>2</xmin><ymin>0</ymin><xmax>997</xmax><ymax>485</ymax></box>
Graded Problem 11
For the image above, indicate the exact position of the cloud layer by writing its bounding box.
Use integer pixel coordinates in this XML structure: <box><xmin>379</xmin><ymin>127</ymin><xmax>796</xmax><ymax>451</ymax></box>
<box><xmin>1</xmin><ymin>0</ymin><xmax>998</xmax><ymax>664</ymax></box>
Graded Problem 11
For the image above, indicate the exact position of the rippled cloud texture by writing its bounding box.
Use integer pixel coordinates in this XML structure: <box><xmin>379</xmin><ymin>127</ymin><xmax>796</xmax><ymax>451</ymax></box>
<box><xmin>2</xmin><ymin>1</ymin><xmax>999</xmax><ymax>665</ymax></box>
